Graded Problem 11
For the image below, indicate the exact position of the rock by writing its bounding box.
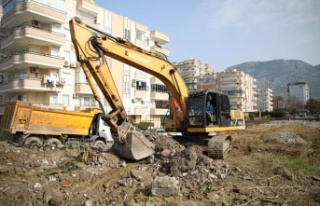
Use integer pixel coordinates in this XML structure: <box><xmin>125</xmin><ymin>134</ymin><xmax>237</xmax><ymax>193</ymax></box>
<box><xmin>311</xmin><ymin>176</ymin><xmax>320</xmax><ymax>181</ymax></box>
<box><xmin>207</xmin><ymin>192</ymin><xmax>220</xmax><ymax>202</ymax></box>
<box><xmin>151</xmin><ymin>176</ymin><xmax>179</xmax><ymax>197</ymax></box>
<box><xmin>273</xmin><ymin>166</ymin><xmax>294</xmax><ymax>181</ymax></box>
<box><xmin>43</xmin><ymin>188</ymin><xmax>63</xmax><ymax>206</ymax></box>
<box><xmin>169</xmin><ymin>146</ymin><xmax>198</xmax><ymax>176</ymax></box>
<box><xmin>34</xmin><ymin>183</ymin><xmax>41</xmax><ymax>189</ymax></box>
<box><xmin>130</xmin><ymin>169</ymin><xmax>152</xmax><ymax>182</ymax></box>
<box><xmin>160</xmin><ymin>149</ymin><xmax>171</xmax><ymax>157</ymax></box>
<box><xmin>84</xmin><ymin>199</ymin><xmax>93</xmax><ymax>206</ymax></box>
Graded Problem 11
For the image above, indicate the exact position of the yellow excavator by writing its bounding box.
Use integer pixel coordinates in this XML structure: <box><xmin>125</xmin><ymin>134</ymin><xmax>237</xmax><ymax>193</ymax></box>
<box><xmin>69</xmin><ymin>17</ymin><xmax>245</xmax><ymax>161</ymax></box>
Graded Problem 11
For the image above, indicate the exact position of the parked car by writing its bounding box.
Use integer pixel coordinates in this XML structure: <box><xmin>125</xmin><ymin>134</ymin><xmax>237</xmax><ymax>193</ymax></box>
<box><xmin>155</xmin><ymin>128</ymin><xmax>168</xmax><ymax>137</ymax></box>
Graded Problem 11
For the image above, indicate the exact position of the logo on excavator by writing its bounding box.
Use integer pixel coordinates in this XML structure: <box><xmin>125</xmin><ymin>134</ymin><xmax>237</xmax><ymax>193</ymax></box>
<box><xmin>125</xmin><ymin>51</ymin><xmax>150</xmax><ymax>65</ymax></box>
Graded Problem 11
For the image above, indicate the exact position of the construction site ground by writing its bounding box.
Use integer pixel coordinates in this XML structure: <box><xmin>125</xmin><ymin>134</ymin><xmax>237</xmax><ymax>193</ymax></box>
<box><xmin>0</xmin><ymin>120</ymin><xmax>319</xmax><ymax>206</ymax></box>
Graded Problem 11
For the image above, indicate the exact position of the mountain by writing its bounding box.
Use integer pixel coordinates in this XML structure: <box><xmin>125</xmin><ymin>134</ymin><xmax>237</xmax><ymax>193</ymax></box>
<box><xmin>225</xmin><ymin>60</ymin><xmax>320</xmax><ymax>100</ymax></box>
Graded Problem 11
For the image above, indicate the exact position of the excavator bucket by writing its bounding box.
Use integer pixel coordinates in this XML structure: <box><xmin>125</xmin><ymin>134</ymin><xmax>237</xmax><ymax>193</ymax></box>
<box><xmin>113</xmin><ymin>128</ymin><xmax>155</xmax><ymax>161</ymax></box>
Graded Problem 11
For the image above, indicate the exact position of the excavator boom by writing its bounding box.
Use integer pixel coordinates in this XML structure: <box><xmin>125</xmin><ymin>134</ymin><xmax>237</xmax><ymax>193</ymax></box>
<box><xmin>69</xmin><ymin>17</ymin><xmax>155</xmax><ymax>161</ymax></box>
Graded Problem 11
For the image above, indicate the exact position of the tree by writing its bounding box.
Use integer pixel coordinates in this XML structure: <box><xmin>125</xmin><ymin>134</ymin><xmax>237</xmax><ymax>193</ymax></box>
<box><xmin>272</xmin><ymin>95</ymin><xmax>284</xmax><ymax>110</ymax></box>
<box><xmin>305</xmin><ymin>99</ymin><xmax>320</xmax><ymax>115</ymax></box>
<box><xmin>285</xmin><ymin>96</ymin><xmax>303</xmax><ymax>114</ymax></box>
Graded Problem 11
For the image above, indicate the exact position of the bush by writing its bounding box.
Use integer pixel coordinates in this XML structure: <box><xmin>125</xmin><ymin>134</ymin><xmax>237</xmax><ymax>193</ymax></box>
<box><xmin>269</xmin><ymin>110</ymin><xmax>287</xmax><ymax>118</ymax></box>
<box><xmin>0</xmin><ymin>131</ymin><xmax>6</xmax><ymax>141</ymax></box>
<box><xmin>136</xmin><ymin>122</ymin><xmax>154</xmax><ymax>130</ymax></box>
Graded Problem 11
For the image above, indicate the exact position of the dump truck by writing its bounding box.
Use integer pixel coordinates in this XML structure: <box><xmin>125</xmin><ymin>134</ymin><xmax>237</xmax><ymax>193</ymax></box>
<box><xmin>0</xmin><ymin>101</ymin><xmax>113</xmax><ymax>150</ymax></box>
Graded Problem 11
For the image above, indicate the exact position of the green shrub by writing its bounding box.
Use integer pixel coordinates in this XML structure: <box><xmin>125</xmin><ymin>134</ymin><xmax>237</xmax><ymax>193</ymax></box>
<box><xmin>136</xmin><ymin>122</ymin><xmax>154</xmax><ymax>130</ymax></box>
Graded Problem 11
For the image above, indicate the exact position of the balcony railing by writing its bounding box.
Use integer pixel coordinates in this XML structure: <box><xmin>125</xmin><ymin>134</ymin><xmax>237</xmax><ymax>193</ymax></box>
<box><xmin>1</xmin><ymin>24</ymin><xmax>65</xmax><ymax>49</ymax></box>
<box><xmin>75</xmin><ymin>83</ymin><xmax>94</xmax><ymax>94</ymax></box>
<box><xmin>150</xmin><ymin>45</ymin><xmax>169</xmax><ymax>57</ymax></box>
<box><xmin>134</xmin><ymin>89</ymin><xmax>149</xmax><ymax>97</ymax></box>
<box><xmin>150</xmin><ymin>108</ymin><xmax>167</xmax><ymax>115</ymax></box>
<box><xmin>150</xmin><ymin>30</ymin><xmax>169</xmax><ymax>45</ymax></box>
<box><xmin>0</xmin><ymin>50</ymin><xmax>65</xmax><ymax>71</ymax></box>
<box><xmin>1</xmin><ymin>1</ymin><xmax>66</xmax><ymax>27</ymax></box>
<box><xmin>77</xmin><ymin>0</ymin><xmax>100</xmax><ymax>15</ymax></box>
<box><xmin>150</xmin><ymin>92</ymin><xmax>168</xmax><ymax>100</ymax></box>
<box><xmin>0</xmin><ymin>77</ymin><xmax>63</xmax><ymax>93</ymax></box>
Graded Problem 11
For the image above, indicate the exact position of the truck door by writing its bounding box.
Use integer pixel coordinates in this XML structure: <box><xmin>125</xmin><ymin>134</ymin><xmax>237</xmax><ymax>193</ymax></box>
<box><xmin>97</xmin><ymin>114</ymin><xmax>113</xmax><ymax>142</ymax></box>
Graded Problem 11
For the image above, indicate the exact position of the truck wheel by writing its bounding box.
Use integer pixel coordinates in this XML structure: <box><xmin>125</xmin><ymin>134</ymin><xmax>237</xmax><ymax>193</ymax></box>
<box><xmin>24</xmin><ymin>137</ymin><xmax>43</xmax><ymax>148</ymax></box>
<box><xmin>44</xmin><ymin>138</ymin><xmax>63</xmax><ymax>150</ymax></box>
<box><xmin>93</xmin><ymin>140</ymin><xmax>109</xmax><ymax>152</ymax></box>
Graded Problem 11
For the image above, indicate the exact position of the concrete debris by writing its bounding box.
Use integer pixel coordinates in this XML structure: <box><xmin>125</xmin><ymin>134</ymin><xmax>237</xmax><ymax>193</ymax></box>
<box><xmin>151</xmin><ymin>176</ymin><xmax>179</xmax><ymax>197</ymax></box>
<box><xmin>263</xmin><ymin>132</ymin><xmax>307</xmax><ymax>145</ymax></box>
<box><xmin>43</xmin><ymin>188</ymin><xmax>63</xmax><ymax>206</ymax></box>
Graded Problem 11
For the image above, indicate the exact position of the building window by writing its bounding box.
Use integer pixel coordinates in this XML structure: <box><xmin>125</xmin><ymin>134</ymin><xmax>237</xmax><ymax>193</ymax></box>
<box><xmin>151</xmin><ymin>84</ymin><xmax>168</xmax><ymax>93</ymax></box>
<box><xmin>50</xmin><ymin>95</ymin><xmax>58</xmax><ymax>105</ymax></box>
<box><xmin>62</xmin><ymin>72</ymin><xmax>71</xmax><ymax>85</ymax></box>
<box><xmin>62</xmin><ymin>95</ymin><xmax>69</xmax><ymax>106</ymax></box>
<box><xmin>84</xmin><ymin>97</ymin><xmax>90</xmax><ymax>106</ymax></box>
<box><xmin>17</xmin><ymin>94</ymin><xmax>27</xmax><ymax>101</ymax></box>
<box><xmin>136</xmin><ymin>81</ymin><xmax>147</xmax><ymax>91</ymax></box>
<box><xmin>20</xmin><ymin>72</ymin><xmax>28</xmax><ymax>79</ymax></box>
<box><xmin>136</xmin><ymin>29</ymin><xmax>149</xmax><ymax>44</ymax></box>
<box><xmin>125</xmin><ymin>29</ymin><xmax>131</xmax><ymax>40</ymax></box>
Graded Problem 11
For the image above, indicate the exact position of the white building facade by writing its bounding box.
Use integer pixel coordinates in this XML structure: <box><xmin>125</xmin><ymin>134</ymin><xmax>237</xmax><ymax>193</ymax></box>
<box><xmin>0</xmin><ymin>0</ymin><xmax>170</xmax><ymax>128</ymax></box>
<box><xmin>287</xmin><ymin>82</ymin><xmax>309</xmax><ymax>105</ymax></box>
<box><xmin>257</xmin><ymin>87</ymin><xmax>273</xmax><ymax>112</ymax></box>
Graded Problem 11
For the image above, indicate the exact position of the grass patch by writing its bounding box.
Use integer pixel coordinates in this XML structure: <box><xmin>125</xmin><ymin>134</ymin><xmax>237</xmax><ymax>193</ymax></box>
<box><xmin>0</xmin><ymin>131</ymin><xmax>7</xmax><ymax>141</ymax></box>
<box><xmin>259</xmin><ymin>152</ymin><xmax>320</xmax><ymax>176</ymax></box>
<box><xmin>42</xmin><ymin>159</ymin><xmax>79</xmax><ymax>176</ymax></box>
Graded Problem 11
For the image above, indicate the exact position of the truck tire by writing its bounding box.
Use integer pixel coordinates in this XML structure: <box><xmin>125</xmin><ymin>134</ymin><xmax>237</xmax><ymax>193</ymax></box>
<box><xmin>93</xmin><ymin>140</ymin><xmax>110</xmax><ymax>152</ymax></box>
<box><xmin>44</xmin><ymin>138</ymin><xmax>63</xmax><ymax>150</ymax></box>
<box><xmin>24</xmin><ymin>137</ymin><xmax>43</xmax><ymax>148</ymax></box>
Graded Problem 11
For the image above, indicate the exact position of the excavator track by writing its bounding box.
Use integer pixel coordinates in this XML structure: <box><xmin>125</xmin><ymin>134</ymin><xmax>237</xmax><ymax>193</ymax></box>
<box><xmin>207</xmin><ymin>135</ymin><xmax>232</xmax><ymax>159</ymax></box>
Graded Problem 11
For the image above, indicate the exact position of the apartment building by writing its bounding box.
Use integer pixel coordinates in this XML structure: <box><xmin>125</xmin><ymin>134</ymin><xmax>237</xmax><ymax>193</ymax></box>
<box><xmin>216</xmin><ymin>70</ymin><xmax>257</xmax><ymax>112</ymax></box>
<box><xmin>287</xmin><ymin>82</ymin><xmax>309</xmax><ymax>105</ymax></box>
<box><xmin>173</xmin><ymin>59</ymin><xmax>214</xmax><ymax>92</ymax></box>
<box><xmin>0</xmin><ymin>0</ymin><xmax>170</xmax><ymax>128</ymax></box>
<box><xmin>256</xmin><ymin>87</ymin><xmax>273</xmax><ymax>112</ymax></box>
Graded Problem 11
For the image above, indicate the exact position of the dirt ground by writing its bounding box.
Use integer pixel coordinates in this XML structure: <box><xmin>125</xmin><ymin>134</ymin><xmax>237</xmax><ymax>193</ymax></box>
<box><xmin>0</xmin><ymin>120</ymin><xmax>319</xmax><ymax>206</ymax></box>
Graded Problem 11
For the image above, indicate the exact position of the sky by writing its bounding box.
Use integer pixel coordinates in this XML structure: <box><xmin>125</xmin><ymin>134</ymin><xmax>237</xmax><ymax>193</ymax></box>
<box><xmin>94</xmin><ymin>0</ymin><xmax>320</xmax><ymax>71</ymax></box>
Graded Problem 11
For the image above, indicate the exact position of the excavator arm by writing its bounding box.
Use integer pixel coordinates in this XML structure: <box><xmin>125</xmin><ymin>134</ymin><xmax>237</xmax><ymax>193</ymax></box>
<box><xmin>69</xmin><ymin>17</ymin><xmax>189</xmax><ymax>123</ymax></box>
<box><xmin>70</xmin><ymin>17</ymin><xmax>157</xmax><ymax>160</ymax></box>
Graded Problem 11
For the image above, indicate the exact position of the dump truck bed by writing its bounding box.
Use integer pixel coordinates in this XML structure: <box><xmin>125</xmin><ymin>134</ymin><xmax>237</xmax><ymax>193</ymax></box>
<box><xmin>1</xmin><ymin>101</ymin><xmax>100</xmax><ymax>136</ymax></box>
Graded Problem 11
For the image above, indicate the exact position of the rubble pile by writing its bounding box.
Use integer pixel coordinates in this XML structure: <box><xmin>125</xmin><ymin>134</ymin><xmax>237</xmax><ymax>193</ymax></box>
<box><xmin>1</xmin><ymin>123</ymin><xmax>319</xmax><ymax>205</ymax></box>
<box><xmin>263</xmin><ymin>132</ymin><xmax>308</xmax><ymax>145</ymax></box>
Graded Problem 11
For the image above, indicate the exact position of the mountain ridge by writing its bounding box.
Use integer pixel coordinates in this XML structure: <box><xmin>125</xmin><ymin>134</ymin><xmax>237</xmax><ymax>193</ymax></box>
<box><xmin>225</xmin><ymin>59</ymin><xmax>320</xmax><ymax>100</ymax></box>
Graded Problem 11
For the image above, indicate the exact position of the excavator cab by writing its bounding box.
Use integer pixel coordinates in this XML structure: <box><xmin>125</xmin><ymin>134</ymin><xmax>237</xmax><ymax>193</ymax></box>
<box><xmin>187</xmin><ymin>91</ymin><xmax>232</xmax><ymax>127</ymax></box>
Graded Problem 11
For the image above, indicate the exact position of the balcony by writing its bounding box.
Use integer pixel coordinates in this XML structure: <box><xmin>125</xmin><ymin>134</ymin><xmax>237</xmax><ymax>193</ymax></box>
<box><xmin>150</xmin><ymin>45</ymin><xmax>169</xmax><ymax>57</ymax></box>
<box><xmin>150</xmin><ymin>77</ymin><xmax>162</xmax><ymax>84</ymax></box>
<box><xmin>134</xmin><ymin>71</ymin><xmax>148</xmax><ymax>80</ymax></box>
<box><xmin>150</xmin><ymin>92</ymin><xmax>168</xmax><ymax>100</ymax></box>
<box><xmin>135</xmin><ymin>38</ymin><xmax>149</xmax><ymax>49</ymax></box>
<box><xmin>150</xmin><ymin>30</ymin><xmax>169</xmax><ymax>45</ymax></box>
<box><xmin>75</xmin><ymin>83</ymin><xmax>94</xmax><ymax>94</ymax></box>
<box><xmin>1</xmin><ymin>1</ymin><xmax>66</xmax><ymax>28</ymax></box>
<box><xmin>134</xmin><ymin>89</ymin><xmax>149</xmax><ymax>97</ymax></box>
<box><xmin>1</xmin><ymin>25</ymin><xmax>65</xmax><ymax>50</ymax></box>
<box><xmin>134</xmin><ymin>107</ymin><xmax>150</xmax><ymax>114</ymax></box>
<box><xmin>0</xmin><ymin>77</ymin><xmax>63</xmax><ymax>93</ymax></box>
<box><xmin>0</xmin><ymin>51</ymin><xmax>65</xmax><ymax>71</ymax></box>
<box><xmin>77</xmin><ymin>0</ymin><xmax>100</xmax><ymax>15</ymax></box>
<box><xmin>150</xmin><ymin>108</ymin><xmax>167</xmax><ymax>115</ymax></box>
